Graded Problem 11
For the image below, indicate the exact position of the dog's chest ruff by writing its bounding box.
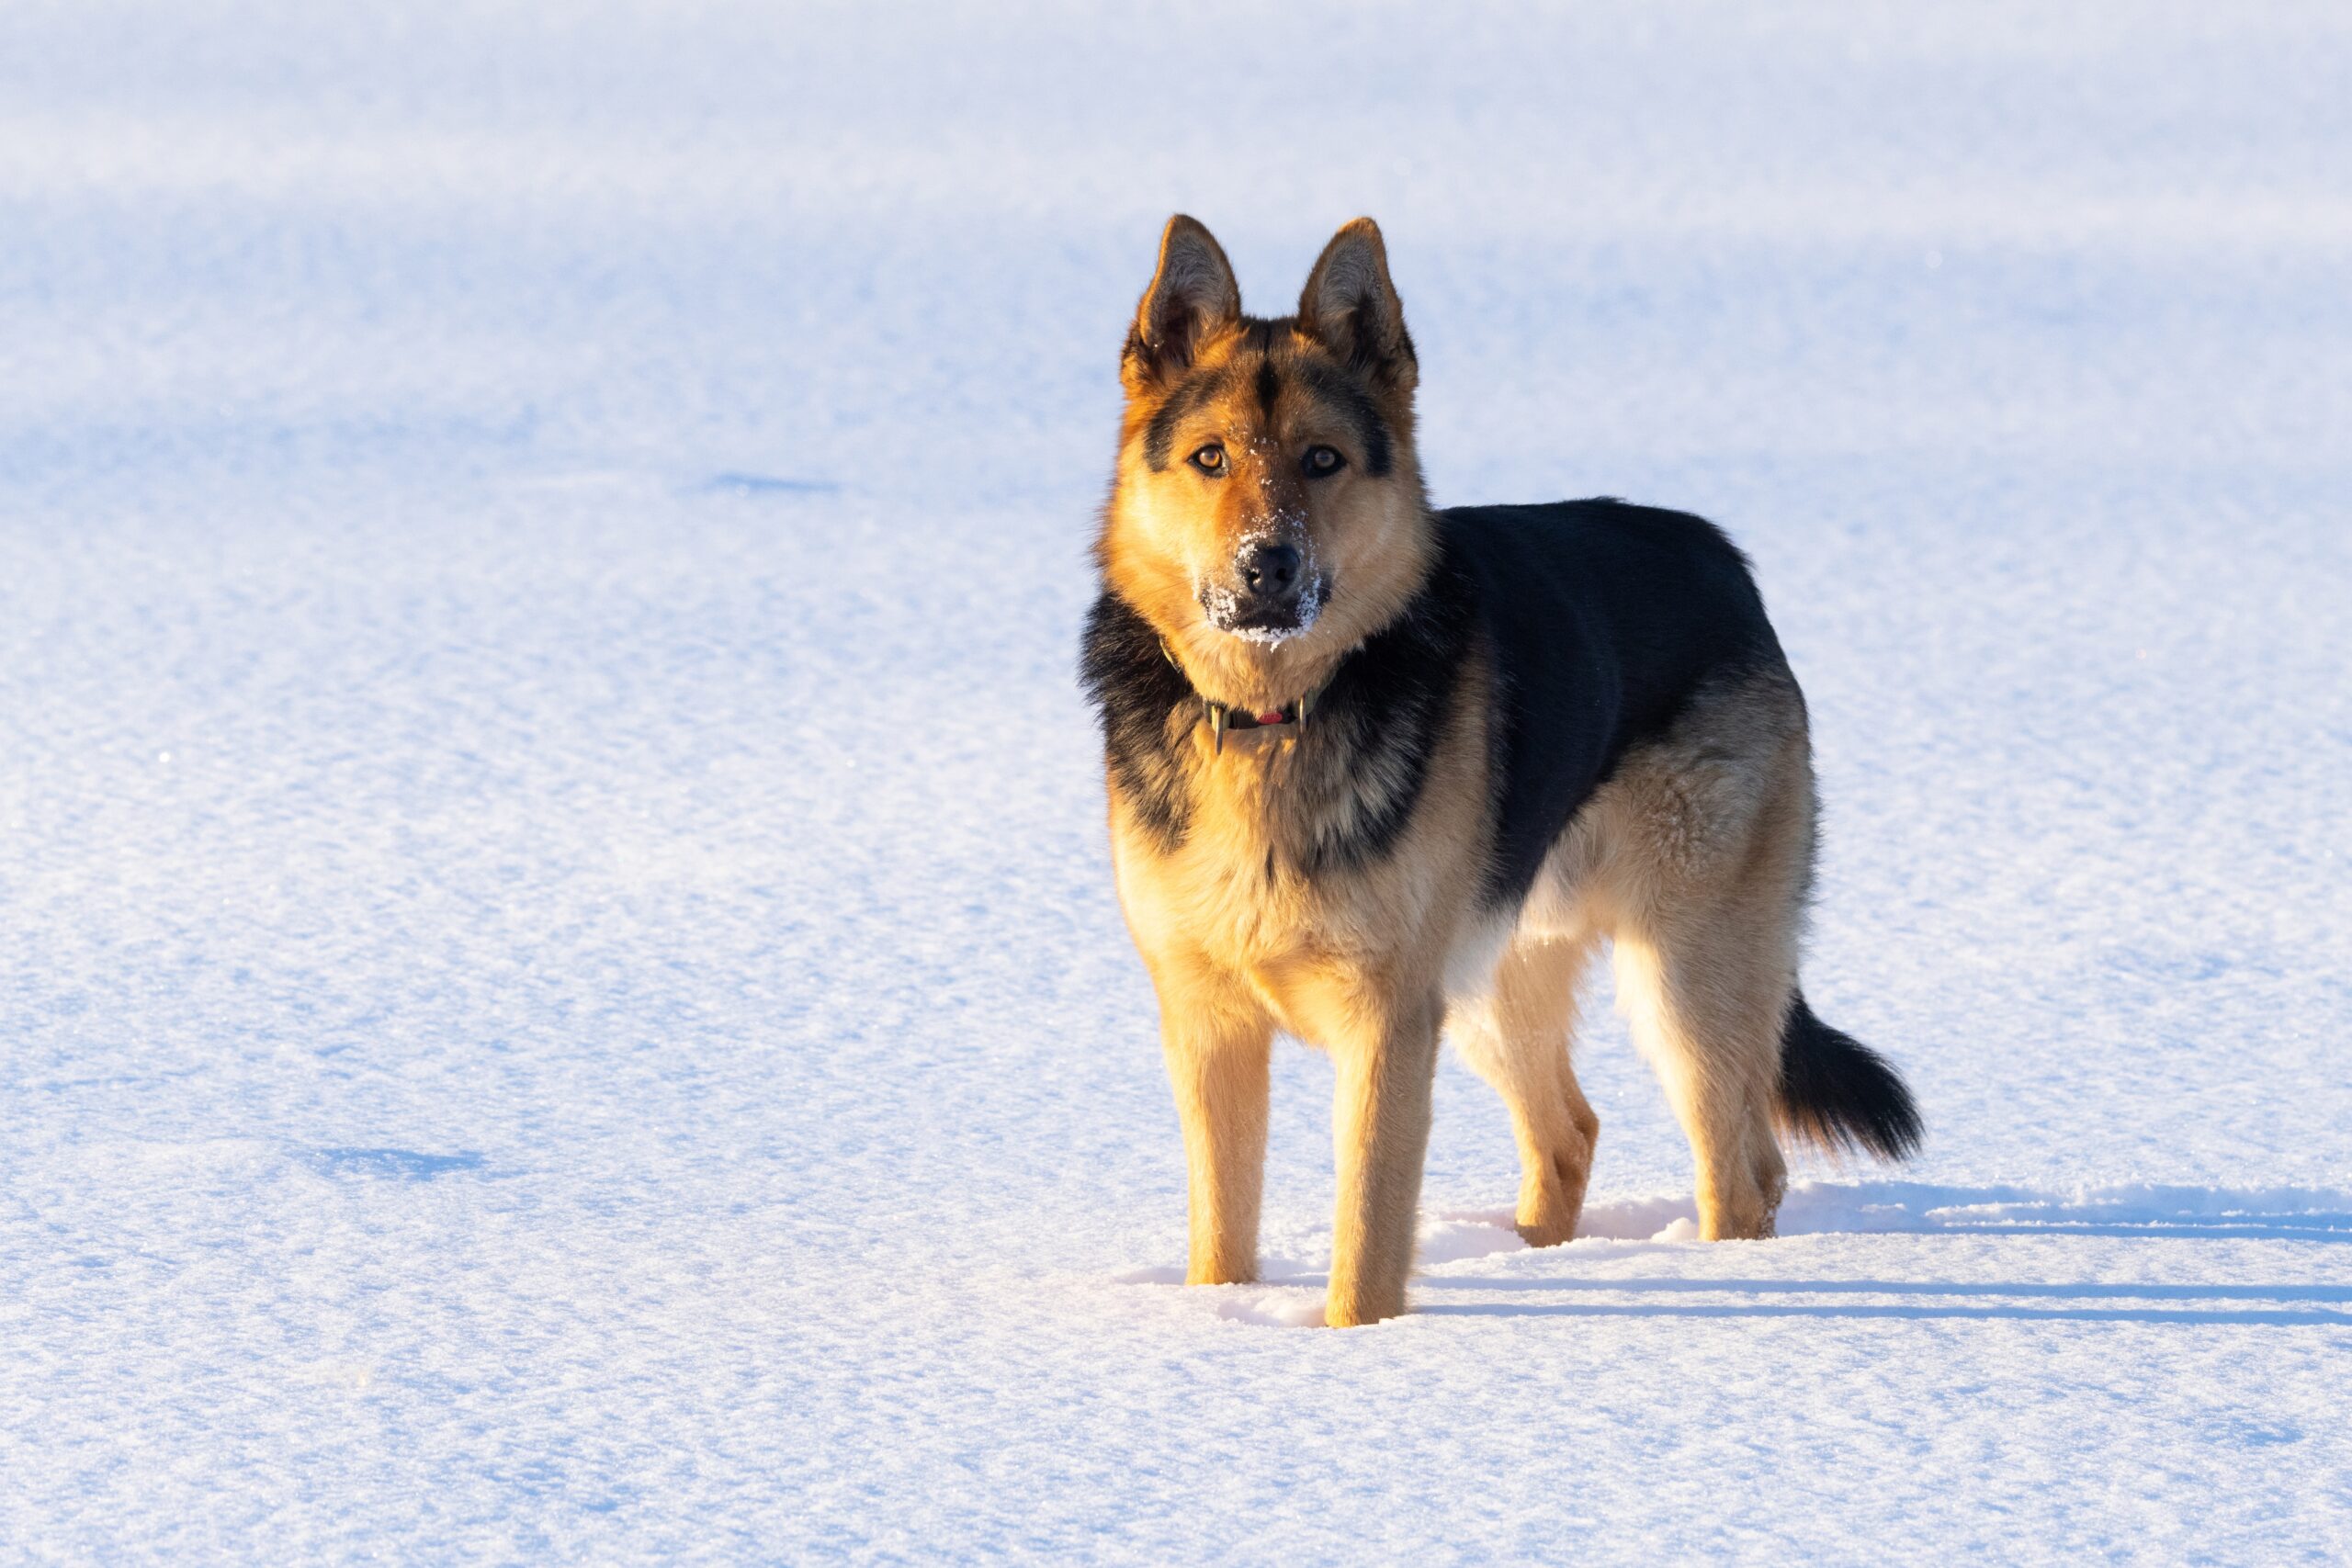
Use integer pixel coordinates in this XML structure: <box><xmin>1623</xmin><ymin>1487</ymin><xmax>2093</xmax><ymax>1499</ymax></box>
<box><xmin>1080</xmin><ymin>554</ymin><xmax>1476</xmax><ymax>884</ymax></box>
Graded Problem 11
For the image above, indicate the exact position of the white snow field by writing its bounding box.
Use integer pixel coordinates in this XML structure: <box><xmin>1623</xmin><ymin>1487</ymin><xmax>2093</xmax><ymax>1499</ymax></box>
<box><xmin>5</xmin><ymin>0</ymin><xmax>2352</xmax><ymax>1560</ymax></box>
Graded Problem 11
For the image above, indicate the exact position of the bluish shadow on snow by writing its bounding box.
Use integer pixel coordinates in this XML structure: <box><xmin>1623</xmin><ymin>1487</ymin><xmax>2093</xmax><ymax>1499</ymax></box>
<box><xmin>1423</xmin><ymin>1277</ymin><xmax>2352</xmax><ymax>1303</ymax></box>
<box><xmin>1574</xmin><ymin>1179</ymin><xmax>2352</xmax><ymax>1246</ymax></box>
<box><xmin>1412</xmin><ymin>1299</ymin><xmax>2352</xmax><ymax>1326</ymax></box>
<box><xmin>311</xmin><ymin>1147</ymin><xmax>486</xmax><ymax>1181</ymax></box>
<box><xmin>1406</xmin><ymin>1181</ymin><xmax>2352</xmax><ymax>1325</ymax></box>
<box><xmin>697</xmin><ymin>471</ymin><xmax>840</xmax><ymax>497</ymax></box>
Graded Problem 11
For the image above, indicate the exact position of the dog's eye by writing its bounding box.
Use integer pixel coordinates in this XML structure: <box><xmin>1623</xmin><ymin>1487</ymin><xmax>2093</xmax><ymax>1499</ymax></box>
<box><xmin>1189</xmin><ymin>444</ymin><xmax>1227</xmax><ymax>474</ymax></box>
<box><xmin>1303</xmin><ymin>445</ymin><xmax>1345</xmax><ymax>477</ymax></box>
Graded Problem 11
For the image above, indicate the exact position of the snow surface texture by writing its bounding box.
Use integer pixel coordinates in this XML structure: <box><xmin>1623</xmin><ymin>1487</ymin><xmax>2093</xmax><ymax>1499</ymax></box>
<box><xmin>5</xmin><ymin>1</ymin><xmax>2351</xmax><ymax>1561</ymax></box>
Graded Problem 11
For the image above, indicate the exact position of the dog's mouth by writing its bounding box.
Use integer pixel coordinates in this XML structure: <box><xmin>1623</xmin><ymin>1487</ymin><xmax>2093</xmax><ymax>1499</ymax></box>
<box><xmin>1199</xmin><ymin>570</ymin><xmax>1327</xmax><ymax>645</ymax></box>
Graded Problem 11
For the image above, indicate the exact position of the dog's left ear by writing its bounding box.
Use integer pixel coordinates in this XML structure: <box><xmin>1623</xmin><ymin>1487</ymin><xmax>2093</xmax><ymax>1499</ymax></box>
<box><xmin>1298</xmin><ymin>218</ymin><xmax>1416</xmax><ymax>395</ymax></box>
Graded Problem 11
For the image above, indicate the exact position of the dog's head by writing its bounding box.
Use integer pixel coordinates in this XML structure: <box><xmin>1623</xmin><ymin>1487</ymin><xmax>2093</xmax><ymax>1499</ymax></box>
<box><xmin>1101</xmin><ymin>217</ymin><xmax>1429</xmax><ymax>687</ymax></box>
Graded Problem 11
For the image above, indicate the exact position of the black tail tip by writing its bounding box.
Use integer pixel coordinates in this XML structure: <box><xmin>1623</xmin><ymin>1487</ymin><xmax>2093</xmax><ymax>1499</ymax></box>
<box><xmin>1775</xmin><ymin>996</ymin><xmax>1922</xmax><ymax>1162</ymax></box>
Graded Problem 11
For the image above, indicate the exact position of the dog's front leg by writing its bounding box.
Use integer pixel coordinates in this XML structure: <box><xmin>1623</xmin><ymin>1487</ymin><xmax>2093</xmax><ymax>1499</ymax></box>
<box><xmin>1321</xmin><ymin>981</ymin><xmax>1442</xmax><ymax>1326</ymax></box>
<box><xmin>1151</xmin><ymin>959</ymin><xmax>1274</xmax><ymax>1286</ymax></box>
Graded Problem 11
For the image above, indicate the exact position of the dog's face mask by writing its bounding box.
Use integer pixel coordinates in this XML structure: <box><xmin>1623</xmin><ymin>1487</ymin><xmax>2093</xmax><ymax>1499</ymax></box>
<box><xmin>1109</xmin><ymin>217</ymin><xmax>1423</xmax><ymax>652</ymax></box>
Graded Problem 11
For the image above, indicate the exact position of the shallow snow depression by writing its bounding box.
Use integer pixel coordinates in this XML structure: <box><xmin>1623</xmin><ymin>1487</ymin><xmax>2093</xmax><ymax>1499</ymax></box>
<box><xmin>4</xmin><ymin>1</ymin><xmax>2351</xmax><ymax>1561</ymax></box>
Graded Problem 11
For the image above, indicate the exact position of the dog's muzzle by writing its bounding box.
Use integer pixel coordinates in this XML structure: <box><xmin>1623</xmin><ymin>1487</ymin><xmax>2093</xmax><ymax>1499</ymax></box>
<box><xmin>1202</xmin><ymin>541</ymin><xmax>1325</xmax><ymax>642</ymax></box>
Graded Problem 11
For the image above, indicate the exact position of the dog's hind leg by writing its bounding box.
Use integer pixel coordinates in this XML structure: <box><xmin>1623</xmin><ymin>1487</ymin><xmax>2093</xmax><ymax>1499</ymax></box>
<box><xmin>1613</xmin><ymin>926</ymin><xmax>1791</xmax><ymax>1240</ymax></box>
<box><xmin>1148</xmin><ymin>955</ymin><xmax>1275</xmax><ymax>1286</ymax></box>
<box><xmin>1598</xmin><ymin>674</ymin><xmax>1815</xmax><ymax>1240</ymax></box>
<box><xmin>1451</xmin><ymin>936</ymin><xmax>1602</xmax><ymax>1246</ymax></box>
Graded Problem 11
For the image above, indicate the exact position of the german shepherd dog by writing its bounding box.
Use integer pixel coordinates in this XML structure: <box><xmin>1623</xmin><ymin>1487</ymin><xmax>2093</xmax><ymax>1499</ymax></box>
<box><xmin>1081</xmin><ymin>216</ymin><xmax>1919</xmax><ymax>1325</ymax></box>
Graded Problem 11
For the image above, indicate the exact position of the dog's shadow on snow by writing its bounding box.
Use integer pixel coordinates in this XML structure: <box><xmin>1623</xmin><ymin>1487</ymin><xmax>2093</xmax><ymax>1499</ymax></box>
<box><xmin>1439</xmin><ymin>1181</ymin><xmax>2352</xmax><ymax>1326</ymax></box>
<box><xmin>1142</xmin><ymin>1181</ymin><xmax>2352</xmax><ymax>1328</ymax></box>
<box><xmin>1412</xmin><ymin>1280</ymin><xmax>2352</xmax><ymax>1327</ymax></box>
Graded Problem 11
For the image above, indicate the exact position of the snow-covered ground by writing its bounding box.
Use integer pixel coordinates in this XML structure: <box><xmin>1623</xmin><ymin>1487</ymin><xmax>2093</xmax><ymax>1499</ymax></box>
<box><xmin>6</xmin><ymin>1</ymin><xmax>2351</xmax><ymax>1559</ymax></box>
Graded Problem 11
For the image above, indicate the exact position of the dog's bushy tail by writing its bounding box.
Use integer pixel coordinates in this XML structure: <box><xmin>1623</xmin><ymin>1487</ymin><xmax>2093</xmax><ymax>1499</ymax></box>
<box><xmin>1774</xmin><ymin>994</ymin><xmax>1921</xmax><ymax>1161</ymax></box>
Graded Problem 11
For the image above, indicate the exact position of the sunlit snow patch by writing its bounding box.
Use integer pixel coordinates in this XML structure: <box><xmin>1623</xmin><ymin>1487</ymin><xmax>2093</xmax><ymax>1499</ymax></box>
<box><xmin>1215</xmin><ymin>1291</ymin><xmax>1328</xmax><ymax>1328</ymax></box>
<box><xmin>1113</xmin><ymin>1264</ymin><xmax>1187</xmax><ymax>1285</ymax></box>
<box><xmin>1574</xmin><ymin>1193</ymin><xmax>1702</xmax><ymax>1240</ymax></box>
<box><xmin>1417</xmin><ymin>1208</ymin><xmax>1530</xmax><ymax>1266</ymax></box>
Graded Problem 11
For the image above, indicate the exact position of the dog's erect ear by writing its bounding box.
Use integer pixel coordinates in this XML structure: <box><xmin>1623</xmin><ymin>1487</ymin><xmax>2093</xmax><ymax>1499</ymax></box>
<box><xmin>1124</xmin><ymin>215</ymin><xmax>1241</xmax><ymax>394</ymax></box>
<box><xmin>1298</xmin><ymin>218</ymin><xmax>1415</xmax><ymax>392</ymax></box>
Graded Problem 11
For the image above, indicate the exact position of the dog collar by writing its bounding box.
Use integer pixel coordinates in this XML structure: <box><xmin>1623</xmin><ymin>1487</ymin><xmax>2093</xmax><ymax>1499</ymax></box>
<box><xmin>1159</xmin><ymin>637</ymin><xmax>1329</xmax><ymax>756</ymax></box>
<box><xmin>1203</xmin><ymin>689</ymin><xmax>1319</xmax><ymax>754</ymax></box>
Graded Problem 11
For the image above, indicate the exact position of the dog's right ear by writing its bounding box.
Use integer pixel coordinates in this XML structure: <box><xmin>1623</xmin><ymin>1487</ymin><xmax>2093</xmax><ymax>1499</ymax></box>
<box><xmin>1123</xmin><ymin>215</ymin><xmax>1240</xmax><ymax>395</ymax></box>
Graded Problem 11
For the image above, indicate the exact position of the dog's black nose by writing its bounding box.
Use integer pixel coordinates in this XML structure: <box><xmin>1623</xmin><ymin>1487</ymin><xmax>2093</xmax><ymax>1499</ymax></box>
<box><xmin>1240</xmin><ymin>542</ymin><xmax>1301</xmax><ymax>596</ymax></box>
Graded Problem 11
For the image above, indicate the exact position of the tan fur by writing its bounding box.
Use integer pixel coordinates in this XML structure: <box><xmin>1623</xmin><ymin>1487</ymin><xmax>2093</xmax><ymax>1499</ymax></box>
<box><xmin>1101</xmin><ymin>217</ymin><xmax>1823</xmax><ymax>1324</ymax></box>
